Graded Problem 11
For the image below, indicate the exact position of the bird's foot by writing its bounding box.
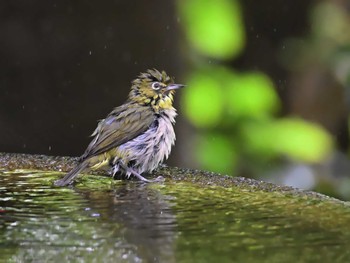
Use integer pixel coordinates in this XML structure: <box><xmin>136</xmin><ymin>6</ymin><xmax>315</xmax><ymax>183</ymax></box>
<box><xmin>131</xmin><ymin>170</ymin><xmax>165</xmax><ymax>183</ymax></box>
<box><xmin>54</xmin><ymin>179</ymin><xmax>72</xmax><ymax>187</ymax></box>
<box><xmin>150</xmin><ymin>176</ymin><xmax>165</xmax><ymax>182</ymax></box>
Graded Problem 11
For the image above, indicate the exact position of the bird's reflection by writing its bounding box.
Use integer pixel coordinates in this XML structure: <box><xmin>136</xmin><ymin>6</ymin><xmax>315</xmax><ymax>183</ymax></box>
<box><xmin>75</xmin><ymin>181</ymin><xmax>177</xmax><ymax>263</ymax></box>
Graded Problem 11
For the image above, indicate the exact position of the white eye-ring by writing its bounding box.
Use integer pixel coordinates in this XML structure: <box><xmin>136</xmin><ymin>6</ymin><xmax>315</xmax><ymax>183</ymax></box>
<box><xmin>152</xmin><ymin>82</ymin><xmax>161</xmax><ymax>90</ymax></box>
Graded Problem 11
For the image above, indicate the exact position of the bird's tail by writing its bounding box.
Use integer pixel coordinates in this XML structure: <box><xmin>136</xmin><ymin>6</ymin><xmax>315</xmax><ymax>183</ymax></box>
<box><xmin>54</xmin><ymin>161</ymin><xmax>89</xmax><ymax>186</ymax></box>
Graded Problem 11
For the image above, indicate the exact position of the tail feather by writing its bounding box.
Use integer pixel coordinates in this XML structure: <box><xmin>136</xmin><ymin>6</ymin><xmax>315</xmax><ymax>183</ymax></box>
<box><xmin>54</xmin><ymin>161</ymin><xmax>88</xmax><ymax>186</ymax></box>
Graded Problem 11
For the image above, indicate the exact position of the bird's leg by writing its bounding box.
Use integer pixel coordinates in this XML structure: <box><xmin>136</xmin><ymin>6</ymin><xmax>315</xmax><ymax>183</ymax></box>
<box><xmin>130</xmin><ymin>169</ymin><xmax>165</xmax><ymax>183</ymax></box>
<box><xmin>117</xmin><ymin>162</ymin><xmax>164</xmax><ymax>183</ymax></box>
<box><xmin>130</xmin><ymin>169</ymin><xmax>154</xmax><ymax>183</ymax></box>
<box><xmin>121</xmin><ymin>165</ymin><xmax>164</xmax><ymax>183</ymax></box>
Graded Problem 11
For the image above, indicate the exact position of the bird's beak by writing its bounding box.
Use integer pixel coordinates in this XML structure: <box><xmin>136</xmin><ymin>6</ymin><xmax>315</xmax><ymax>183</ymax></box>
<box><xmin>166</xmin><ymin>84</ymin><xmax>186</xmax><ymax>91</ymax></box>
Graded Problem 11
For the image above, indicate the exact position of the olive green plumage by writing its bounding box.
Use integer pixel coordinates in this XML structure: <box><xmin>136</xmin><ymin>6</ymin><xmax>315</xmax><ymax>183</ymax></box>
<box><xmin>55</xmin><ymin>69</ymin><xmax>184</xmax><ymax>186</ymax></box>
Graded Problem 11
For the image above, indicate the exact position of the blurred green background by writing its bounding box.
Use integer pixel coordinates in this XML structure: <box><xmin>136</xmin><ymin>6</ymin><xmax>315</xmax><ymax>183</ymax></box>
<box><xmin>0</xmin><ymin>1</ymin><xmax>349</xmax><ymax>199</ymax></box>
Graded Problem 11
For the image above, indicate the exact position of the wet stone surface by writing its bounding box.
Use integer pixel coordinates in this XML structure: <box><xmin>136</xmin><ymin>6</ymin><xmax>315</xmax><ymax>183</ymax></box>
<box><xmin>0</xmin><ymin>153</ymin><xmax>350</xmax><ymax>262</ymax></box>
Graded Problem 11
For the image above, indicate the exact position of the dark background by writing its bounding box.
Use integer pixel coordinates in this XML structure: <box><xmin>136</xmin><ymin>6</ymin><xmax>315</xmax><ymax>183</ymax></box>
<box><xmin>0</xmin><ymin>0</ymin><xmax>182</xmax><ymax>159</ymax></box>
<box><xmin>1</xmin><ymin>0</ymin><xmax>349</xmax><ymax>181</ymax></box>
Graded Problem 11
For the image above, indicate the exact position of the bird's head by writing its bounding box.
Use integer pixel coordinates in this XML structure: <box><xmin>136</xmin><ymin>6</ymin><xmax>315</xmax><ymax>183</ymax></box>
<box><xmin>129</xmin><ymin>69</ymin><xmax>185</xmax><ymax>112</ymax></box>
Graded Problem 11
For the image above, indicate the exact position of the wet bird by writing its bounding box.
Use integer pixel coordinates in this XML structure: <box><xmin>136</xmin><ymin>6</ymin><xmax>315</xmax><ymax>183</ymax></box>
<box><xmin>55</xmin><ymin>69</ymin><xmax>185</xmax><ymax>186</ymax></box>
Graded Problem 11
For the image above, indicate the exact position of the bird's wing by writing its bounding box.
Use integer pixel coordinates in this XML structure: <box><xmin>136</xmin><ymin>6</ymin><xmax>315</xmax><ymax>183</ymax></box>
<box><xmin>81</xmin><ymin>103</ymin><xmax>155</xmax><ymax>159</ymax></box>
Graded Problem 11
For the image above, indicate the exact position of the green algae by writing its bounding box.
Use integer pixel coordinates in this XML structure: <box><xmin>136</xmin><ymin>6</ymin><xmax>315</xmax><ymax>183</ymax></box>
<box><xmin>151</xmin><ymin>182</ymin><xmax>350</xmax><ymax>262</ymax></box>
<box><xmin>1</xmin><ymin>168</ymin><xmax>350</xmax><ymax>262</ymax></box>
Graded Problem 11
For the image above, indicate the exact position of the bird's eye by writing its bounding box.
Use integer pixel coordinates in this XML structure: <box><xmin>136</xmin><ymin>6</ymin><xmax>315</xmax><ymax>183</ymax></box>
<box><xmin>152</xmin><ymin>82</ymin><xmax>161</xmax><ymax>90</ymax></box>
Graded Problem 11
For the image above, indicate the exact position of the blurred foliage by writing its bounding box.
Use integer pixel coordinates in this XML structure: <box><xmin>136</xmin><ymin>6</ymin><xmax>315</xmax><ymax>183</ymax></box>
<box><xmin>226</xmin><ymin>72</ymin><xmax>280</xmax><ymax>119</ymax></box>
<box><xmin>195</xmin><ymin>133</ymin><xmax>238</xmax><ymax>174</ymax></box>
<box><xmin>281</xmin><ymin>1</ymin><xmax>350</xmax><ymax>79</ymax></box>
<box><xmin>182</xmin><ymin>70</ymin><xmax>225</xmax><ymax>127</ymax></box>
<box><xmin>178</xmin><ymin>0</ymin><xmax>245</xmax><ymax>59</ymax></box>
<box><xmin>242</xmin><ymin>119</ymin><xmax>333</xmax><ymax>163</ymax></box>
<box><xmin>178</xmin><ymin>0</ymin><xmax>335</xmax><ymax>176</ymax></box>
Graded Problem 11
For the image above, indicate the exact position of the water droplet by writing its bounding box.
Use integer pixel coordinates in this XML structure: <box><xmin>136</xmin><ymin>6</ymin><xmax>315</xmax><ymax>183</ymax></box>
<box><xmin>91</xmin><ymin>213</ymin><xmax>100</xmax><ymax>217</ymax></box>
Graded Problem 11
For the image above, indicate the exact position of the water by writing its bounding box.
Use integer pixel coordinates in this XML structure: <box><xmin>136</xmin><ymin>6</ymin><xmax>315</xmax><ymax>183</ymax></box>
<box><xmin>1</xmin><ymin>170</ymin><xmax>350</xmax><ymax>262</ymax></box>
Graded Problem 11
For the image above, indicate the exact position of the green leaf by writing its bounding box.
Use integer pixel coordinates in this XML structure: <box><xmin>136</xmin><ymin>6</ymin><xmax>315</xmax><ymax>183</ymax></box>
<box><xmin>196</xmin><ymin>133</ymin><xmax>237</xmax><ymax>174</ymax></box>
<box><xmin>243</xmin><ymin>118</ymin><xmax>333</xmax><ymax>162</ymax></box>
<box><xmin>182</xmin><ymin>70</ymin><xmax>225</xmax><ymax>128</ymax></box>
<box><xmin>226</xmin><ymin>72</ymin><xmax>281</xmax><ymax>119</ymax></box>
<box><xmin>178</xmin><ymin>0</ymin><xmax>245</xmax><ymax>59</ymax></box>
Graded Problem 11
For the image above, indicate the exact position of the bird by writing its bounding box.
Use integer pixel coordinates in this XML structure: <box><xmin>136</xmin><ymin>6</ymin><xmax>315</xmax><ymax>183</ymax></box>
<box><xmin>54</xmin><ymin>69</ymin><xmax>185</xmax><ymax>186</ymax></box>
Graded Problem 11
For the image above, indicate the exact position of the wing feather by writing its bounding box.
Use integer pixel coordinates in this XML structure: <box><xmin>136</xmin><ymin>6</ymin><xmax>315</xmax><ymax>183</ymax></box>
<box><xmin>81</xmin><ymin>103</ymin><xmax>155</xmax><ymax>159</ymax></box>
